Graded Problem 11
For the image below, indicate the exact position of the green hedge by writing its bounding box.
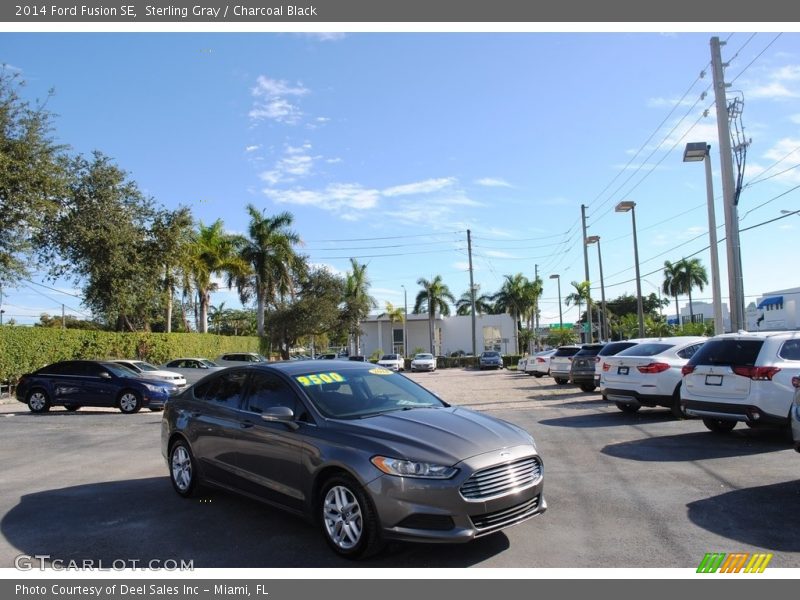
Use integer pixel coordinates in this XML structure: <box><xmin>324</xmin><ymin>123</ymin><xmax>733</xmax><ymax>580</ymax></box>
<box><xmin>401</xmin><ymin>355</ymin><xmax>523</xmax><ymax>370</ymax></box>
<box><xmin>0</xmin><ymin>327</ymin><xmax>260</xmax><ymax>382</ymax></box>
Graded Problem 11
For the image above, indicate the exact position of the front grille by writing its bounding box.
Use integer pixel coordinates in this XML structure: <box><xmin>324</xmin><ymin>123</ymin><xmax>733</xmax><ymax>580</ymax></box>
<box><xmin>471</xmin><ymin>495</ymin><xmax>540</xmax><ymax>533</ymax></box>
<box><xmin>460</xmin><ymin>456</ymin><xmax>542</xmax><ymax>500</ymax></box>
<box><xmin>395</xmin><ymin>514</ymin><xmax>455</xmax><ymax>531</ymax></box>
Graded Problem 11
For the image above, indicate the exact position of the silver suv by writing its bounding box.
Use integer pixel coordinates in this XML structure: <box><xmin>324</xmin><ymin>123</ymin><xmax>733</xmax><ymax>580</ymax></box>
<box><xmin>681</xmin><ymin>331</ymin><xmax>800</xmax><ymax>433</ymax></box>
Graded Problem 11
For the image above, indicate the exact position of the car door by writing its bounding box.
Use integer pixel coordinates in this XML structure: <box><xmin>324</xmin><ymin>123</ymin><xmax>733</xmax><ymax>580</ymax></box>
<box><xmin>232</xmin><ymin>371</ymin><xmax>307</xmax><ymax>511</ymax></box>
<box><xmin>186</xmin><ymin>370</ymin><xmax>249</xmax><ymax>488</ymax></box>
<box><xmin>79</xmin><ymin>363</ymin><xmax>120</xmax><ymax>407</ymax></box>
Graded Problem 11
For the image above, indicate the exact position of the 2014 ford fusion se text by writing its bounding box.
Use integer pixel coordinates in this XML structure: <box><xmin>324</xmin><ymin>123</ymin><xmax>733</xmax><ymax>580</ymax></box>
<box><xmin>161</xmin><ymin>361</ymin><xmax>546</xmax><ymax>558</ymax></box>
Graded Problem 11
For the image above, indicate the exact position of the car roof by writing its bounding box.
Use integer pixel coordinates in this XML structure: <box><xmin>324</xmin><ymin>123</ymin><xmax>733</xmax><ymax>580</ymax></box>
<box><xmin>224</xmin><ymin>361</ymin><xmax>400</xmax><ymax>376</ymax></box>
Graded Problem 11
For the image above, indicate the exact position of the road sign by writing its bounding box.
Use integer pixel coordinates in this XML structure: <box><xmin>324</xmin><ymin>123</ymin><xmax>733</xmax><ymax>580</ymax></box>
<box><xmin>549</xmin><ymin>323</ymin><xmax>574</xmax><ymax>330</ymax></box>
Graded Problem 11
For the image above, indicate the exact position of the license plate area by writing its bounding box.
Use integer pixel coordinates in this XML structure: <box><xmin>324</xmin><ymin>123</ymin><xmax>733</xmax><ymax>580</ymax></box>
<box><xmin>617</xmin><ymin>366</ymin><xmax>629</xmax><ymax>375</ymax></box>
<box><xmin>705</xmin><ymin>374</ymin><xmax>723</xmax><ymax>386</ymax></box>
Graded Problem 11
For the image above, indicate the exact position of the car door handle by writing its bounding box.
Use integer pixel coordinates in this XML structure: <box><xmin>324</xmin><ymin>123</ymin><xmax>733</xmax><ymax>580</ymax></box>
<box><xmin>240</xmin><ymin>421</ymin><xmax>255</xmax><ymax>429</ymax></box>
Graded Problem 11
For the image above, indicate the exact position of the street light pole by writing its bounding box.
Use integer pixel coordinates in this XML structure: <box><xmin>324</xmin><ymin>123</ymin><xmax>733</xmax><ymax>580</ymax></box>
<box><xmin>683</xmin><ymin>142</ymin><xmax>724</xmax><ymax>335</ymax></box>
<box><xmin>616</xmin><ymin>201</ymin><xmax>645</xmax><ymax>338</ymax></box>
<box><xmin>586</xmin><ymin>236</ymin><xmax>607</xmax><ymax>341</ymax></box>
<box><xmin>549</xmin><ymin>274</ymin><xmax>563</xmax><ymax>333</ymax></box>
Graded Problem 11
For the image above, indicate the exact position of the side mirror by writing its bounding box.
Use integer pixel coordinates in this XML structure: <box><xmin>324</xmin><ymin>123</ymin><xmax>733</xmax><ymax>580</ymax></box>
<box><xmin>260</xmin><ymin>406</ymin><xmax>298</xmax><ymax>430</ymax></box>
<box><xmin>99</xmin><ymin>372</ymin><xmax>112</xmax><ymax>379</ymax></box>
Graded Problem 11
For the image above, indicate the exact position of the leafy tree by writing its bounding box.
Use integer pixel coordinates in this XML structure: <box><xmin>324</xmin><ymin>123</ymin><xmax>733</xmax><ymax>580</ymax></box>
<box><xmin>678</xmin><ymin>258</ymin><xmax>708</xmax><ymax>324</ymax></box>
<box><xmin>413</xmin><ymin>275</ymin><xmax>455</xmax><ymax>354</ymax></box>
<box><xmin>341</xmin><ymin>258</ymin><xmax>376</xmax><ymax>355</ymax></box>
<box><xmin>493</xmin><ymin>273</ymin><xmax>540</xmax><ymax>354</ymax></box>
<box><xmin>39</xmin><ymin>152</ymin><xmax>163</xmax><ymax>331</ymax></box>
<box><xmin>0</xmin><ymin>69</ymin><xmax>71</xmax><ymax>283</ymax></box>
<box><xmin>455</xmin><ymin>285</ymin><xmax>494</xmax><ymax>316</ymax></box>
<box><xmin>662</xmin><ymin>260</ymin><xmax>683</xmax><ymax>325</ymax></box>
<box><xmin>231</xmin><ymin>205</ymin><xmax>305</xmax><ymax>338</ymax></box>
<box><xmin>377</xmin><ymin>301</ymin><xmax>405</xmax><ymax>354</ymax></box>
<box><xmin>151</xmin><ymin>206</ymin><xmax>194</xmax><ymax>333</ymax></box>
<box><xmin>35</xmin><ymin>313</ymin><xmax>102</xmax><ymax>330</ymax></box>
<box><xmin>564</xmin><ymin>281</ymin><xmax>592</xmax><ymax>341</ymax></box>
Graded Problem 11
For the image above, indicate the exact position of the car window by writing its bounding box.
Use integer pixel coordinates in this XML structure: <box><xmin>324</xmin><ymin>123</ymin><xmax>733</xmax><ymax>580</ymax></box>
<box><xmin>37</xmin><ymin>362</ymin><xmax>73</xmax><ymax>375</ymax></box>
<box><xmin>553</xmin><ymin>347</ymin><xmax>580</xmax><ymax>357</ymax></box>
<box><xmin>196</xmin><ymin>371</ymin><xmax>248</xmax><ymax>409</ymax></box>
<box><xmin>575</xmin><ymin>345</ymin><xmax>604</xmax><ymax>357</ymax></box>
<box><xmin>676</xmin><ymin>344</ymin><xmax>702</xmax><ymax>360</ymax></box>
<box><xmin>617</xmin><ymin>343</ymin><xmax>672</xmax><ymax>357</ymax></box>
<box><xmin>687</xmin><ymin>339</ymin><xmax>763</xmax><ymax>367</ymax></box>
<box><xmin>779</xmin><ymin>339</ymin><xmax>800</xmax><ymax>361</ymax></box>
<box><xmin>598</xmin><ymin>342</ymin><xmax>637</xmax><ymax>356</ymax></box>
<box><xmin>83</xmin><ymin>363</ymin><xmax>111</xmax><ymax>377</ymax></box>
<box><xmin>245</xmin><ymin>373</ymin><xmax>298</xmax><ymax>415</ymax></box>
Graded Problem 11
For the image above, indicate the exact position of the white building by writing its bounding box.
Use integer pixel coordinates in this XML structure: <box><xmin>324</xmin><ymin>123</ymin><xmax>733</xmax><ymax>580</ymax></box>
<box><xmin>667</xmin><ymin>300</ymin><xmax>731</xmax><ymax>331</ymax></box>
<box><xmin>358</xmin><ymin>313</ymin><xmax>517</xmax><ymax>358</ymax></box>
<box><xmin>746</xmin><ymin>287</ymin><xmax>800</xmax><ymax>332</ymax></box>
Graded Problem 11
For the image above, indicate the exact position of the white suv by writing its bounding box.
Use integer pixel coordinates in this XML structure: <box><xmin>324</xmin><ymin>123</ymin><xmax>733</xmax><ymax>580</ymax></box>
<box><xmin>681</xmin><ymin>331</ymin><xmax>800</xmax><ymax>433</ymax></box>
<box><xmin>377</xmin><ymin>353</ymin><xmax>405</xmax><ymax>371</ymax></box>
<box><xmin>600</xmin><ymin>336</ymin><xmax>707</xmax><ymax>417</ymax></box>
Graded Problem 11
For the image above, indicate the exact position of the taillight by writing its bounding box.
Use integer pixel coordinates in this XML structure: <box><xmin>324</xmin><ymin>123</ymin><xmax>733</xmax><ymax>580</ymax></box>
<box><xmin>536</xmin><ymin>358</ymin><xmax>545</xmax><ymax>363</ymax></box>
<box><xmin>681</xmin><ymin>365</ymin><xmax>695</xmax><ymax>376</ymax></box>
<box><xmin>602</xmin><ymin>363</ymin><xmax>611</xmax><ymax>372</ymax></box>
<box><xmin>792</xmin><ymin>376</ymin><xmax>800</xmax><ymax>389</ymax></box>
<box><xmin>637</xmin><ymin>362</ymin><xmax>670</xmax><ymax>374</ymax></box>
<box><xmin>732</xmin><ymin>366</ymin><xmax>781</xmax><ymax>381</ymax></box>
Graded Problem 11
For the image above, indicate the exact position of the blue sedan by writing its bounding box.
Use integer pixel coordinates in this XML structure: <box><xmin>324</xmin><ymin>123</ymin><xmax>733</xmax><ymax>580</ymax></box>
<box><xmin>15</xmin><ymin>360</ymin><xmax>179</xmax><ymax>414</ymax></box>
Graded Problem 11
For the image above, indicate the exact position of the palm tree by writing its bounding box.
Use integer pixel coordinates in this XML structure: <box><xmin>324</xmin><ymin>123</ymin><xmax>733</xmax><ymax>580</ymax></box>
<box><xmin>564</xmin><ymin>280</ymin><xmax>592</xmax><ymax>341</ymax></box>
<box><xmin>188</xmin><ymin>220</ymin><xmax>246</xmax><ymax>333</ymax></box>
<box><xmin>342</xmin><ymin>258</ymin><xmax>377</xmax><ymax>355</ymax></box>
<box><xmin>152</xmin><ymin>207</ymin><xmax>194</xmax><ymax>333</ymax></box>
<box><xmin>455</xmin><ymin>285</ymin><xmax>494</xmax><ymax>316</ymax></box>
<box><xmin>231</xmin><ymin>205</ymin><xmax>304</xmax><ymax>337</ymax></box>
<box><xmin>677</xmin><ymin>258</ymin><xmax>709</xmax><ymax>325</ymax></box>
<box><xmin>414</xmin><ymin>275</ymin><xmax>456</xmax><ymax>354</ymax></box>
<box><xmin>208</xmin><ymin>301</ymin><xmax>227</xmax><ymax>334</ymax></box>
<box><xmin>492</xmin><ymin>274</ymin><xmax>533</xmax><ymax>354</ymax></box>
<box><xmin>662</xmin><ymin>260</ymin><xmax>682</xmax><ymax>326</ymax></box>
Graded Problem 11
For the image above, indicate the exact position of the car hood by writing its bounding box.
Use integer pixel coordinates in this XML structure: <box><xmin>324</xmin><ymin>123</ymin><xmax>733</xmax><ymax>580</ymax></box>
<box><xmin>332</xmin><ymin>406</ymin><xmax>534</xmax><ymax>465</ymax></box>
<box><xmin>129</xmin><ymin>376</ymin><xmax>176</xmax><ymax>388</ymax></box>
<box><xmin>141</xmin><ymin>370</ymin><xmax>185</xmax><ymax>379</ymax></box>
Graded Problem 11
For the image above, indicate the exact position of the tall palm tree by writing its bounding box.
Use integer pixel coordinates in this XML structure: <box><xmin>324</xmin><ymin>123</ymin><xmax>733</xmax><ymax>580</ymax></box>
<box><xmin>414</xmin><ymin>275</ymin><xmax>456</xmax><ymax>354</ymax></box>
<box><xmin>455</xmin><ymin>285</ymin><xmax>494</xmax><ymax>316</ymax></box>
<box><xmin>343</xmin><ymin>258</ymin><xmax>377</xmax><ymax>354</ymax></box>
<box><xmin>662</xmin><ymin>260</ymin><xmax>682</xmax><ymax>326</ymax></box>
<box><xmin>492</xmin><ymin>274</ymin><xmax>533</xmax><ymax>354</ymax></box>
<box><xmin>565</xmin><ymin>280</ymin><xmax>592</xmax><ymax>342</ymax></box>
<box><xmin>208</xmin><ymin>301</ymin><xmax>226</xmax><ymax>334</ymax></box>
<box><xmin>677</xmin><ymin>258</ymin><xmax>709</xmax><ymax>324</ymax></box>
<box><xmin>231</xmin><ymin>205</ymin><xmax>304</xmax><ymax>337</ymax></box>
<box><xmin>152</xmin><ymin>206</ymin><xmax>194</xmax><ymax>333</ymax></box>
<box><xmin>189</xmin><ymin>220</ymin><xmax>246</xmax><ymax>333</ymax></box>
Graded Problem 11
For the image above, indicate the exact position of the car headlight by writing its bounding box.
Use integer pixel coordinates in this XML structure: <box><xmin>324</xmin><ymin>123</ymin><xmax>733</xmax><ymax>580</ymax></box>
<box><xmin>371</xmin><ymin>456</ymin><xmax>458</xmax><ymax>479</ymax></box>
<box><xmin>144</xmin><ymin>383</ymin><xmax>166</xmax><ymax>393</ymax></box>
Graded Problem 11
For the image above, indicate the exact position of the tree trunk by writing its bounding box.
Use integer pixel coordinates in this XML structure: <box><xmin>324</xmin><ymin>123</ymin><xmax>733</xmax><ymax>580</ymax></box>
<box><xmin>688</xmin><ymin>287</ymin><xmax>694</xmax><ymax>323</ymax></box>
<box><xmin>256</xmin><ymin>289</ymin><xmax>265</xmax><ymax>337</ymax></box>
<box><xmin>675</xmin><ymin>296</ymin><xmax>680</xmax><ymax>327</ymax></box>
<box><xmin>199</xmin><ymin>290</ymin><xmax>209</xmax><ymax>333</ymax></box>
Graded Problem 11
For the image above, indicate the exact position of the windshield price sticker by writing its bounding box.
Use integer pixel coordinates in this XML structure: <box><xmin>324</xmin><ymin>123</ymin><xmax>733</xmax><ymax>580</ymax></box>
<box><xmin>369</xmin><ymin>368</ymin><xmax>393</xmax><ymax>375</ymax></box>
<box><xmin>296</xmin><ymin>372</ymin><xmax>345</xmax><ymax>386</ymax></box>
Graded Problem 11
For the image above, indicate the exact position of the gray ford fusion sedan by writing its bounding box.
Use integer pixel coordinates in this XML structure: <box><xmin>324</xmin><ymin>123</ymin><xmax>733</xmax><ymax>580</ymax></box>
<box><xmin>161</xmin><ymin>361</ymin><xmax>546</xmax><ymax>558</ymax></box>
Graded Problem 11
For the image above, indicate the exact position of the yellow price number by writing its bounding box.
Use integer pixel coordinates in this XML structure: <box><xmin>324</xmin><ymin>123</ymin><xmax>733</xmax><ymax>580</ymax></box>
<box><xmin>296</xmin><ymin>372</ymin><xmax>345</xmax><ymax>387</ymax></box>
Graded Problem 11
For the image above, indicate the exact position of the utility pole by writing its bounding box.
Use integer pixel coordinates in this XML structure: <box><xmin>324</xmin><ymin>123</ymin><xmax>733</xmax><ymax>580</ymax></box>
<box><xmin>711</xmin><ymin>36</ymin><xmax>745</xmax><ymax>332</ymax></box>
<box><xmin>467</xmin><ymin>229</ymin><xmax>477</xmax><ymax>357</ymax></box>
<box><xmin>534</xmin><ymin>263</ymin><xmax>539</xmax><ymax>352</ymax></box>
<box><xmin>581</xmin><ymin>204</ymin><xmax>592</xmax><ymax>342</ymax></box>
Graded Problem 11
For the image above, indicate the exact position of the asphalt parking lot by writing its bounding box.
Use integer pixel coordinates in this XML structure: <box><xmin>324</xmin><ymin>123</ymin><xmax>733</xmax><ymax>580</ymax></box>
<box><xmin>1</xmin><ymin>367</ymin><xmax>799</xmax><ymax>569</ymax></box>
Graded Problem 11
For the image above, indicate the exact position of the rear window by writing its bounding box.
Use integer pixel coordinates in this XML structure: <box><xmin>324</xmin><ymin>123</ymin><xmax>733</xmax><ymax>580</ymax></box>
<box><xmin>779</xmin><ymin>339</ymin><xmax>800</xmax><ymax>361</ymax></box>
<box><xmin>553</xmin><ymin>347</ymin><xmax>581</xmax><ymax>357</ymax></box>
<box><xmin>617</xmin><ymin>343</ymin><xmax>672</xmax><ymax>357</ymax></box>
<box><xmin>598</xmin><ymin>342</ymin><xmax>637</xmax><ymax>357</ymax></box>
<box><xmin>575</xmin><ymin>345</ymin><xmax>605</xmax><ymax>357</ymax></box>
<box><xmin>686</xmin><ymin>339</ymin><xmax>764</xmax><ymax>367</ymax></box>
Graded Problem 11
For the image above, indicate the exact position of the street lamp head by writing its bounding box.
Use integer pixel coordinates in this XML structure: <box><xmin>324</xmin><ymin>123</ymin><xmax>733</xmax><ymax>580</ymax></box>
<box><xmin>549</xmin><ymin>274</ymin><xmax>559</xmax><ymax>280</ymax></box>
<box><xmin>683</xmin><ymin>142</ymin><xmax>710</xmax><ymax>162</ymax></box>
<box><xmin>615</xmin><ymin>201</ymin><xmax>636</xmax><ymax>213</ymax></box>
<box><xmin>585</xmin><ymin>235</ymin><xmax>600</xmax><ymax>245</ymax></box>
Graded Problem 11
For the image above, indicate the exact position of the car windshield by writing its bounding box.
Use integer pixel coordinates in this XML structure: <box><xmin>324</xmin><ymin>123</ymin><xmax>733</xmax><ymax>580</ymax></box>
<box><xmin>295</xmin><ymin>368</ymin><xmax>446</xmax><ymax>419</ymax></box>
<box><xmin>482</xmin><ymin>352</ymin><xmax>500</xmax><ymax>358</ymax></box>
<box><xmin>103</xmin><ymin>363</ymin><xmax>141</xmax><ymax>378</ymax></box>
<box><xmin>133</xmin><ymin>361</ymin><xmax>159</xmax><ymax>372</ymax></box>
<box><xmin>380</xmin><ymin>355</ymin><xmax>398</xmax><ymax>360</ymax></box>
<box><xmin>617</xmin><ymin>343</ymin><xmax>673</xmax><ymax>357</ymax></box>
<box><xmin>200</xmin><ymin>359</ymin><xmax>219</xmax><ymax>367</ymax></box>
<box><xmin>415</xmin><ymin>354</ymin><xmax>433</xmax><ymax>360</ymax></box>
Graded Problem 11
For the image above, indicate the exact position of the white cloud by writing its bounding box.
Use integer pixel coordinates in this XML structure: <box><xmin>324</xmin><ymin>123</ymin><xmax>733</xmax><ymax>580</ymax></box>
<box><xmin>309</xmin><ymin>262</ymin><xmax>345</xmax><ymax>276</ymax></box>
<box><xmin>263</xmin><ymin>183</ymin><xmax>381</xmax><ymax>215</ymax></box>
<box><xmin>245</xmin><ymin>145</ymin><xmax>260</xmax><ymax>152</ymax></box>
<box><xmin>475</xmin><ymin>177</ymin><xmax>512</xmax><ymax>188</ymax></box>
<box><xmin>790</xmin><ymin>114</ymin><xmax>800</xmax><ymax>125</ymax></box>
<box><xmin>646</xmin><ymin>96</ymin><xmax>697</xmax><ymax>109</ymax></box>
<box><xmin>259</xmin><ymin>143</ymin><xmax>320</xmax><ymax>185</ymax></box>
<box><xmin>249</xmin><ymin>76</ymin><xmax>309</xmax><ymax>124</ymax></box>
<box><xmin>453</xmin><ymin>261</ymin><xmax>473</xmax><ymax>272</ymax></box>
<box><xmin>748</xmin><ymin>82</ymin><xmax>798</xmax><ymax>99</ymax></box>
<box><xmin>484</xmin><ymin>250</ymin><xmax>518</xmax><ymax>259</ymax></box>
<box><xmin>744</xmin><ymin>64</ymin><xmax>800</xmax><ymax>100</ymax></box>
<box><xmin>383</xmin><ymin>177</ymin><xmax>456</xmax><ymax>197</ymax></box>
<box><xmin>299</xmin><ymin>33</ymin><xmax>346</xmax><ymax>42</ymax></box>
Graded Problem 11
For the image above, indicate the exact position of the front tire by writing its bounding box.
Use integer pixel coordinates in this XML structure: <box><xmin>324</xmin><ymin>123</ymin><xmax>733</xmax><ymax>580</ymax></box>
<box><xmin>64</xmin><ymin>404</ymin><xmax>81</xmax><ymax>412</ymax></box>
<box><xmin>703</xmin><ymin>418</ymin><xmax>736</xmax><ymax>433</ymax></box>
<box><xmin>579</xmin><ymin>383</ymin><xmax>597</xmax><ymax>393</ymax></box>
<box><xmin>27</xmin><ymin>389</ymin><xmax>51</xmax><ymax>413</ymax></box>
<box><xmin>118</xmin><ymin>390</ymin><xmax>142</xmax><ymax>414</ymax></box>
<box><xmin>554</xmin><ymin>377</ymin><xmax>568</xmax><ymax>385</ymax></box>
<box><xmin>320</xmin><ymin>474</ymin><xmax>383</xmax><ymax>559</ymax></box>
<box><xmin>169</xmin><ymin>439</ymin><xmax>199</xmax><ymax>497</ymax></box>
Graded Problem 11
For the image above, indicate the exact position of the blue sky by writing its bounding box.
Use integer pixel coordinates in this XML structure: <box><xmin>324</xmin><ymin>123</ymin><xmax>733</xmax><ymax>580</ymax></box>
<box><xmin>2</xmin><ymin>31</ymin><xmax>800</xmax><ymax>327</ymax></box>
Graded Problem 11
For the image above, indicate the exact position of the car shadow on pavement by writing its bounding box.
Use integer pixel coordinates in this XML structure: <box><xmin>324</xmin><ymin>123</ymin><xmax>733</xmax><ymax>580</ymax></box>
<box><xmin>1</xmin><ymin>477</ymin><xmax>508</xmax><ymax>568</ymax></box>
<box><xmin>524</xmin><ymin>393</ymin><xmax>602</xmax><ymax>404</ymax></box>
<box><xmin>687</xmin><ymin>479</ymin><xmax>800</xmax><ymax>553</ymax></box>
<box><xmin>601</xmin><ymin>428</ymin><xmax>793</xmax><ymax>462</ymax></box>
<box><xmin>538</xmin><ymin>410</ymin><xmax>677</xmax><ymax>428</ymax></box>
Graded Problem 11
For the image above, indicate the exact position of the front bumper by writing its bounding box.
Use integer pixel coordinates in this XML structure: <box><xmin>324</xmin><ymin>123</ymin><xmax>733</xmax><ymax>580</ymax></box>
<box><xmin>366</xmin><ymin>445</ymin><xmax>546</xmax><ymax>543</ymax></box>
<box><xmin>412</xmin><ymin>363</ymin><xmax>436</xmax><ymax>371</ymax></box>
